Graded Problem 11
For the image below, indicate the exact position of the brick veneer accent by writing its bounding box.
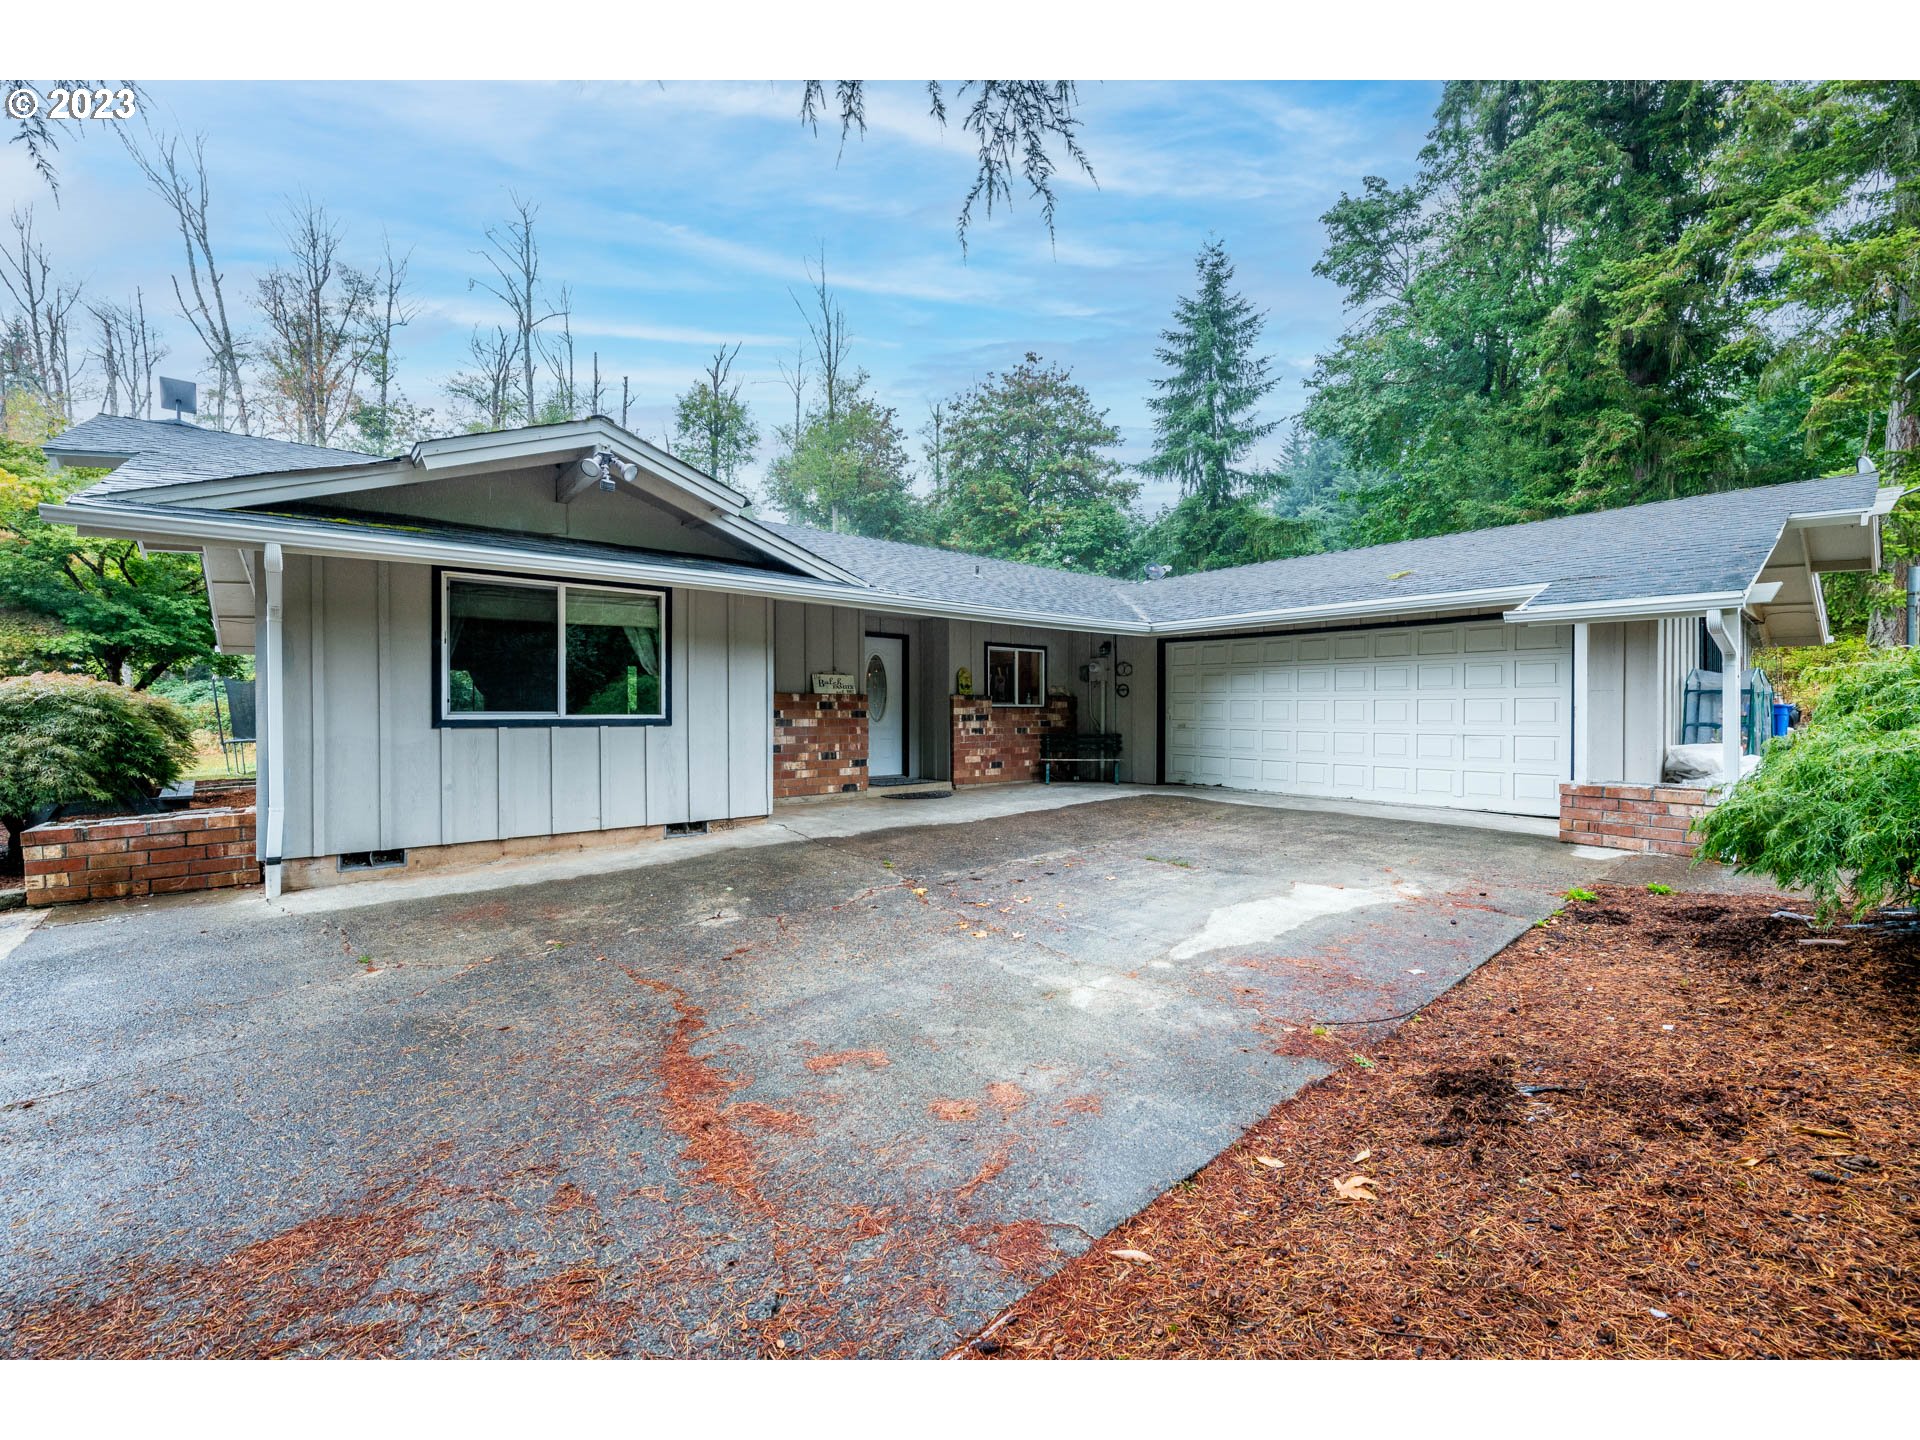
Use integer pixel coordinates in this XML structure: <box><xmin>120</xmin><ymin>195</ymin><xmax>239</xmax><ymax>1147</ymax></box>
<box><xmin>23</xmin><ymin>806</ymin><xmax>261</xmax><ymax>906</ymax></box>
<box><xmin>773</xmin><ymin>692</ymin><xmax>870</xmax><ymax>798</ymax></box>
<box><xmin>1558</xmin><ymin>783</ymin><xmax>1716</xmax><ymax>856</ymax></box>
<box><xmin>951</xmin><ymin>694</ymin><xmax>1076</xmax><ymax>785</ymax></box>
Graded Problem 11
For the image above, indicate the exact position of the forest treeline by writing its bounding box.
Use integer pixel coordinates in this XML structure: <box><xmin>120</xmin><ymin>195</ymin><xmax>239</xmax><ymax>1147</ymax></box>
<box><xmin>3</xmin><ymin>79</ymin><xmax>1916</xmax><ymax>697</ymax></box>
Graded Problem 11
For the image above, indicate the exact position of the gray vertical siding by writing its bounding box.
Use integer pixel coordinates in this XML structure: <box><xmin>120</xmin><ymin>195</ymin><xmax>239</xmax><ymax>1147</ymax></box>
<box><xmin>769</xmin><ymin>605</ymin><xmax>1158</xmax><ymax>785</ymax></box>
<box><xmin>940</xmin><ymin>620</ymin><xmax>1158</xmax><ymax>783</ymax></box>
<box><xmin>279</xmin><ymin>555</ymin><xmax>773</xmax><ymax>860</ymax></box>
<box><xmin>770</xmin><ymin>602</ymin><xmax>948</xmax><ymax>781</ymax></box>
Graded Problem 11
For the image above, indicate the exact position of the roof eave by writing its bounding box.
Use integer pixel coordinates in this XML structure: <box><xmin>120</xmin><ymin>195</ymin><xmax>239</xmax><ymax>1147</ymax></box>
<box><xmin>41</xmin><ymin>500</ymin><xmax>1146</xmax><ymax>632</ymax></box>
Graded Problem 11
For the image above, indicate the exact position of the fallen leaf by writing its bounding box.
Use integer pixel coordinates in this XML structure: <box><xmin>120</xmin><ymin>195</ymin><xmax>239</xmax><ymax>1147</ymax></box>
<box><xmin>1795</xmin><ymin>1124</ymin><xmax>1851</xmax><ymax>1139</ymax></box>
<box><xmin>1108</xmin><ymin>1249</ymin><xmax>1154</xmax><ymax>1264</ymax></box>
<box><xmin>971</xmin><ymin>930</ymin><xmax>989</xmax><ymax>939</ymax></box>
<box><xmin>1352</xmin><ymin>1148</ymin><xmax>1372</xmax><ymax>1163</ymax></box>
<box><xmin>911</xmin><ymin>887</ymin><xmax>928</xmax><ymax>897</ymax></box>
<box><xmin>1332</xmin><ymin>1174</ymin><xmax>1378</xmax><ymax>1202</ymax></box>
<box><xmin>1255</xmin><ymin>1156</ymin><xmax>1284</xmax><ymax>1169</ymax></box>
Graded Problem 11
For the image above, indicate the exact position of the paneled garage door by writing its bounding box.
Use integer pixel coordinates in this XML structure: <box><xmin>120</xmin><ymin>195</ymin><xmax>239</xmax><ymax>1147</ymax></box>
<box><xmin>1163</xmin><ymin>620</ymin><xmax>1573</xmax><ymax>817</ymax></box>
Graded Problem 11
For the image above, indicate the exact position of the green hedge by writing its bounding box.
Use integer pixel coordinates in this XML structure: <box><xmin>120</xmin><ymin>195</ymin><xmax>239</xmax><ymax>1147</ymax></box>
<box><xmin>1695</xmin><ymin>649</ymin><xmax>1920</xmax><ymax>919</ymax></box>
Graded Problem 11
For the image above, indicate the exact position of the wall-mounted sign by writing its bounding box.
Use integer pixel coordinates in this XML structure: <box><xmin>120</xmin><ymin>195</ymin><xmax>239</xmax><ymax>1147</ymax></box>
<box><xmin>811</xmin><ymin>672</ymin><xmax>857</xmax><ymax>695</ymax></box>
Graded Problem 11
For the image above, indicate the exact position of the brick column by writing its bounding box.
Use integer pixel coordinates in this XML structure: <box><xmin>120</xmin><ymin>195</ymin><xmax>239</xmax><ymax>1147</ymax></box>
<box><xmin>773</xmin><ymin>693</ymin><xmax>870</xmax><ymax>798</ymax></box>
<box><xmin>950</xmin><ymin>694</ymin><xmax>1076</xmax><ymax>785</ymax></box>
<box><xmin>1558</xmin><ymin>783</ymin><xmax>1715</xmax><ymax>855</ymax></box>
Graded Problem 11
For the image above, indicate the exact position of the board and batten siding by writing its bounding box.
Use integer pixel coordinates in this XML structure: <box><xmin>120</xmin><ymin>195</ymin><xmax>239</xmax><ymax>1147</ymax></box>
<box><xmin>770</xmin><ymin>603</ymin><xmax>1159</xmax><ymax>785</ymax></box>
<box><xmin>278</xmin><ymin>555</ymin><xmax>773</xmax><ymax>860</ymax></box>
<box><xmin>770</xmin><ymin>602</ymin><xmax>949</xmax><ymax>782</ymax></box>
<box><xmin>941</xmin><ymin>619</ymin><xmax>1158</xmax><ymax>784</ymax></box>
<box><xmin>1580</xmin><ymin>616</ymin><xmax>1701</xmax><ymax>786</ymax></box>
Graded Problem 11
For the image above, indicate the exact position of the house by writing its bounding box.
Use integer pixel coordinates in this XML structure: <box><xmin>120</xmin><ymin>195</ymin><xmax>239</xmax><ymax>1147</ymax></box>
<box><xmin>39</xmin><ymin>411</ymin><xmax>1899</xmax><ymax>898</ymax></box>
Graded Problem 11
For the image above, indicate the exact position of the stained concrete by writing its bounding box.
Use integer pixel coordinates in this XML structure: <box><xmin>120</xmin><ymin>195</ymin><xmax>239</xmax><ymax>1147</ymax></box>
<box><xmin>0</xmin><ymin>794</ymin><xmax>1620</xmax><ymax>1357</ymax></box>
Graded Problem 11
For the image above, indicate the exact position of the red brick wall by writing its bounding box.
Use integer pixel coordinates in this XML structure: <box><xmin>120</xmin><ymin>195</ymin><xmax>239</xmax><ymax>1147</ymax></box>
<box><xmin>23</xmin><ymin>806</ymin><xmax>261</xmax><ymax>906</ymax></box>
<box><xmin>1558</xmin><ymin>783</ymin><xmax>1715</xmax><ymax>856</ymax></box>
<box><xmin>951</xmin><ymin>694</ymin><xmax>1076</xmax><ymax>786</ymax></box>
<box><xmin>773</xmin><ymin>692</ymin><xmax>870</xmax><ymax>798</ymax></box>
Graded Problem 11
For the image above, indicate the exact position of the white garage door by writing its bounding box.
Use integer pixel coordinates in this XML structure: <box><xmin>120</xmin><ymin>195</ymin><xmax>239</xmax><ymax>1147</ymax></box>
<box><xmin>1164</xmin><ymin>620</ymin><xmax>1573</xmax><ymax>817</ymax></box>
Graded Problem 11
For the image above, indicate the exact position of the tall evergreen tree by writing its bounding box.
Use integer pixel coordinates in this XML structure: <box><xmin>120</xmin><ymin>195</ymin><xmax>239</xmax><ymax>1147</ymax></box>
<box><xmin>1139</xmin><ymin>238</ymin><xmax>1309</xmax><ymax>573</ymax></box>
<box><xmin>1143</xmin><ymin>237</ymin><xmax>1280</xmax><ymax>511</ymax></box>
<box><xmin>1307</xmin><ymin>82</ymin><xmax>1749</xmax><ymax>542</ymax></box>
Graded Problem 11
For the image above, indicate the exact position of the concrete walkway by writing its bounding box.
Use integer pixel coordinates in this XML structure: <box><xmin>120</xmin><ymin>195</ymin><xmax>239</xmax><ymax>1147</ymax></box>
<box><xmin>58</xmin><ymin>783</ymin><xmax>1570</xmax><ymax>921</ymax></box>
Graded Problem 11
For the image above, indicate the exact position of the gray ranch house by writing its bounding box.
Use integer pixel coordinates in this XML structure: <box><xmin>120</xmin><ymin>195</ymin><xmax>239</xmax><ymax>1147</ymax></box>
<box><xmin>41</xmin><ymin>413</ymin><xmax>1897</xmax><ymax>898</ymax></box>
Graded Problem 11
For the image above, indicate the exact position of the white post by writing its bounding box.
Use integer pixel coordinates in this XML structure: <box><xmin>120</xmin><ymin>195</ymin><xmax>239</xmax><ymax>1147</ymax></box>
<box><xmin>1570</xmin><ymin>622</ymin><xmax>1591</xmax><ymax>785</ymax></box>
<box><xmin>261</xmin><ymin>544</ymin><xmax>287</xmax><ymax>899</ymax></box>
<box><xmin>1704</xmin><ymin>608</ymin><xmax>1742</xmax><ymax>789</ymax></box>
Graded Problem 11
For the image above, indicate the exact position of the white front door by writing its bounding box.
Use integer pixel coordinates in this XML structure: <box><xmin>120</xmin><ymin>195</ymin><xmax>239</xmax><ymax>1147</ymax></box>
<box><xmin>1163</xmin><ymin>619</ymin><xmax>1573</xmax><ymax>817</ymax></box>
<box><xmin>863</xmin><ymin>634</ymin><xmax>906</xmax><ymax>779</ymax></box>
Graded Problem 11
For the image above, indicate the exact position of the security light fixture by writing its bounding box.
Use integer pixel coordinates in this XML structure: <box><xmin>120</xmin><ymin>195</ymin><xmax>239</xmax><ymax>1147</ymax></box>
<box><xmin>578</xmin><ymin>448</ymin><xmax>637</xmax><ymax>493</ymax></box>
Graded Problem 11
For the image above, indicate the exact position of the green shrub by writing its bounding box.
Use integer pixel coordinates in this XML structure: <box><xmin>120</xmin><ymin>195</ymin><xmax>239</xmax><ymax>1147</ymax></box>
<box><xmin>1695</xmin><ymin>649</ymin><xmax>1920</xmax><ymax>919</ymax></box>
<box><xmin>0</xmin><ymin>673</ymin><xmax>197</xmax><ymax>873</ymax></box>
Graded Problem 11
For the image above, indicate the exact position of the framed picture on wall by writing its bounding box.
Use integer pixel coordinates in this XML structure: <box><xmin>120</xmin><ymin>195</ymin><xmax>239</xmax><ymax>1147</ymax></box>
<box><xmin>984</xmin><ymin>643</ymin><xmax>1047</xmax><ymax>707</ymax></box>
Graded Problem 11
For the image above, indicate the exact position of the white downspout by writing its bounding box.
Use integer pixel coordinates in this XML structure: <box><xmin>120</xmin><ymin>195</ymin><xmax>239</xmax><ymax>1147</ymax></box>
<box><xmin>261</xmin><ymin>543</ymin><xmax>287</xmax><ymax>899</ymax></box>
<box><xmin>1704</xmin><ymin>608</ymin><xmax>1742</xmax><ymax>790</ymax></box>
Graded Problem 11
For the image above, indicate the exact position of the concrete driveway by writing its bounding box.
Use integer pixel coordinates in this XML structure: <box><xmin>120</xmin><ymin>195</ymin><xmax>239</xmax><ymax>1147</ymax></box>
<box><xmin>0</xmin><ymin>793</ymin><xmax>1617</xmax><ymax>1357</ymax></box>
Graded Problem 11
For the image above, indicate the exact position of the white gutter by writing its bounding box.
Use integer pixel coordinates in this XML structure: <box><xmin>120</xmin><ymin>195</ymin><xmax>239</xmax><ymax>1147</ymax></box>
<box><xmin>1147</xmin><ymin>585</ymin><xmax>1542</xmax><ymax>636</ymax></box>
<box><xmin>1505</xmin><ymin>589</ymin><xmax>1749</xmax><ymax>624</ymax></box>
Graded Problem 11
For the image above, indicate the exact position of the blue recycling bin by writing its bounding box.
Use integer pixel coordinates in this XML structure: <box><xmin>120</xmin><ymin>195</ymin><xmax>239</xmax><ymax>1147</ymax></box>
<box><xmin>1772</xmin><ymin>702</ymin><xmax>1793</xmax><ymax>738</ymax></box>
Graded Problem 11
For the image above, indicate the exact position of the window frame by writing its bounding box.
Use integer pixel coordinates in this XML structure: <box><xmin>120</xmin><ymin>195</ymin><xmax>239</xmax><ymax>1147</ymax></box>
<box><xmin>983</xmin><ymin>642</ymin><xmax>1048</xmax><ymax>708</ymax></box>
<box><xmin>433</xmin><ymin>567</ymin><xmax>672</xmax><ymax>728</ymax></box>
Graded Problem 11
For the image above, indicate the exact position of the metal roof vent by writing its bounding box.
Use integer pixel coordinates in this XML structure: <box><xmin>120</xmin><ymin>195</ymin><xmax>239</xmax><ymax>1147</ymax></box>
<box><xmin>159</xmin><ymin>376</ymin><xmax>197</xmax><ymax>423</ymax></box>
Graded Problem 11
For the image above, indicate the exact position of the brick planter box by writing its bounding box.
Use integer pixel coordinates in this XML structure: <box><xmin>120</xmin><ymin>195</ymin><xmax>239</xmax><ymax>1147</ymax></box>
<box><xmin>773</xmin><ymin>692</ymin><xmax>870</xmax><ymax>799</ymax></box>
<box><xmin>23</xmin><ymin>806</ymin><xmax>260</xmax><ymax>906</ymax></box>
<box><xmin>951</xmin><ymin>694</ymin><xmax>1076</xmax><ymax>785</ymax></box>
<box><xmin>1558</xmin><ymin>783</ymin><xmax>1715</xmax><ymax>856</ymax></box>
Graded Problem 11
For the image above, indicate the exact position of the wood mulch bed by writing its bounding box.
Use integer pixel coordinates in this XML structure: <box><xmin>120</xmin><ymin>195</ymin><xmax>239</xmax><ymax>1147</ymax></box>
<box><xmin>970</xmin><ymin>884</ymin><xmax>1920</xmax><ymax>1359</ymax></box>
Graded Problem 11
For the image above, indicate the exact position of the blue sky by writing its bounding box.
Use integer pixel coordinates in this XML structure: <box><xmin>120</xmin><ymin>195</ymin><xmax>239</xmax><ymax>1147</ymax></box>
<box><xmin>7</xmin><ymin>80</ymin><xmax>1441</xmax><ymax>512</ymax></box>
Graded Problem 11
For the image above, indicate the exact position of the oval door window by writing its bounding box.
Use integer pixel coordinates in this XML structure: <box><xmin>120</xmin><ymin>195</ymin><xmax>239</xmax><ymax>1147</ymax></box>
<box><xmin>865</xmin><ymin>653</ymin><xmax>889</xmax><ymax>723</ymax></box>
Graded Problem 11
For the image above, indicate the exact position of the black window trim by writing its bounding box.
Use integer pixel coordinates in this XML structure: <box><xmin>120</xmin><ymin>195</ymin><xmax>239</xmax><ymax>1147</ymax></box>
<box><xmin>433</xmin><ymin>566</ymin><xmax>673</xmax><ymax>729</ymax></box>
<box><xmin>983</xmin><ymin>641</ymin><xmax>1048</xmax><ymax>708</ymax></box>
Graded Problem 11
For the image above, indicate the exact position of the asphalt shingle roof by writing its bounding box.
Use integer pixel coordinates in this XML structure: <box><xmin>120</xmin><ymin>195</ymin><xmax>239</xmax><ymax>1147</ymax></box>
<box><xmin>44</xmin><ymin>413</ymin><xmax>379</xmax><ymax>497</ymax></box>
<box><xmin>47</xmin><ymin>414</ymin><xmax>1886</xmax><ymax>628</ymax></box>
<box><xmin>1125</xmin><ymin>473</ymin><xmax>1883</xmax><ymax>623</ymax></box>
<box><xmin>761</xmin><ymin>521</ymin><xmax>1148</xmax><ymax>623</ymax></box>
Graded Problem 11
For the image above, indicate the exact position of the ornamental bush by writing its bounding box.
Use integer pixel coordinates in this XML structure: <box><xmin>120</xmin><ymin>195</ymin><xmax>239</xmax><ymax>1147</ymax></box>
<box><xmin>0</xmin><ymin>673</ymin><xmax>197</xmax><ymax>874</ymax></box>
<box><xmin>1694</xmin><ymin>649</ymin><xmax>1920</xmax><ymax>919</ymax></box>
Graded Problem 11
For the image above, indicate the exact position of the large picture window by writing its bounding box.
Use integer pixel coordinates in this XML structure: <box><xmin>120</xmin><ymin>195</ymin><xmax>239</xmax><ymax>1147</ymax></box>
<box><xmin>440</xmin><ymin>572</ymin><xmax>666</xmax><ymax>724</ymax></box>
<box><xmin>984</xmin><ymin>643</ymin><xmax>1046</xmax><ymax>707</ymax></box>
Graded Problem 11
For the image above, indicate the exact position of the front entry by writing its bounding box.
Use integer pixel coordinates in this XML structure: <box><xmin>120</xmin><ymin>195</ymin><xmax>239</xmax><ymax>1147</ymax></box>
<box><xmin>863</xmin><ymin>634</ymin><xmax>907</xmax><ymax>780</ymax></box>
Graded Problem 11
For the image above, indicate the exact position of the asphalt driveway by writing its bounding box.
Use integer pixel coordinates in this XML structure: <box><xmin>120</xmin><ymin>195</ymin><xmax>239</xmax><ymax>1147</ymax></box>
<box><xmin>0</xmin><ymin>794</ymin><xmax>1617</xmax><ymax>1357</ymax></box>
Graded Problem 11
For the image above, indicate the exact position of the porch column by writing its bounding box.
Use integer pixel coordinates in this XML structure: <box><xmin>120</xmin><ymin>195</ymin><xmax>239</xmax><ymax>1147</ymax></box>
<box><xmin>1705</xmin><ymin>608</ymin><xmax>1742</xmax><ymax>789</ymax></box>
<box><xmin>260</xmin><ymin>543</ymin><xmax>287</xmax><ymax>899</ymax></box>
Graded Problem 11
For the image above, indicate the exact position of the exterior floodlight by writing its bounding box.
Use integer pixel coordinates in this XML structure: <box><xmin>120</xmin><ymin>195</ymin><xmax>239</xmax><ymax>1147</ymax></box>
<box><xmin>579</xmin><ymin>456</ymin><xmax>604</xmax><ymax>480</ymax></box>
<box><xmin>618</xmin><ymin>461</ymin><xmax>639</xmax><ymax>484</ymax></box>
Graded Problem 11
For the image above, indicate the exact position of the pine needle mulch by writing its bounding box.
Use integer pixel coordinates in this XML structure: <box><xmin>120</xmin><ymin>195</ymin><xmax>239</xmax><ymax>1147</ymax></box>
<box><xmin>969</xmin><ymin>885</ymin><xmax>1920</xmax><ymax>1359</ymax></box>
